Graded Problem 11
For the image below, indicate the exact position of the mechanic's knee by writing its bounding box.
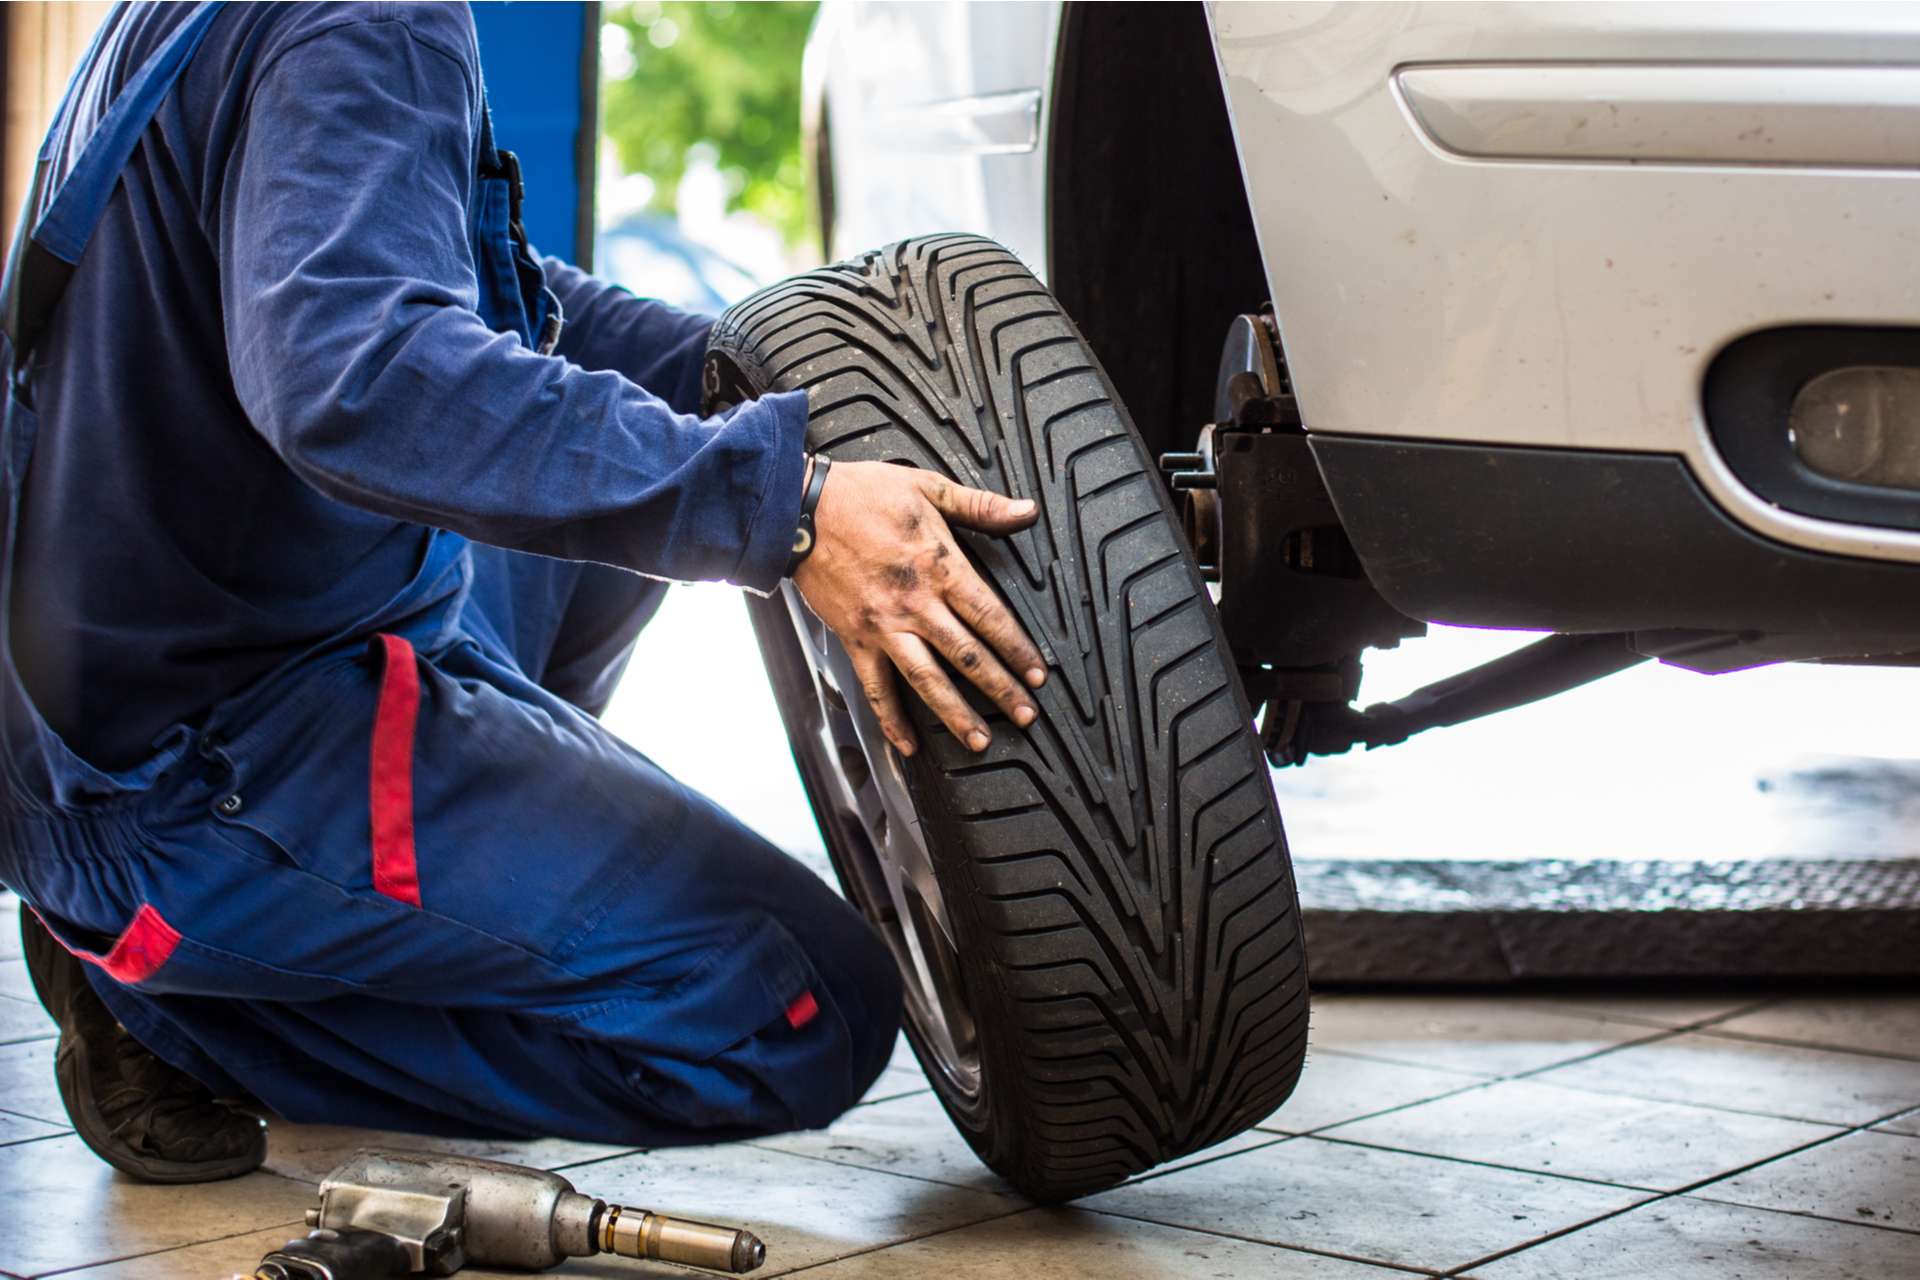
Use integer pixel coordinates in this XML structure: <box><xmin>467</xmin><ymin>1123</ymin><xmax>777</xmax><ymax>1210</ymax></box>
<box><xmin>836</xmin><ymin>921</ymin><xmax>904</xmax><ymax>1104</ymax></box>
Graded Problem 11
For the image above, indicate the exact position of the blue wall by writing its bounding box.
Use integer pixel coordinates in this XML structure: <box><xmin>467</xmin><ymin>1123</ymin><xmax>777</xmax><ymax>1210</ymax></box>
<box><xmin>469</xmin><ymin>2</ymin><xmax>595</xmax><ymax>267</ymax></box>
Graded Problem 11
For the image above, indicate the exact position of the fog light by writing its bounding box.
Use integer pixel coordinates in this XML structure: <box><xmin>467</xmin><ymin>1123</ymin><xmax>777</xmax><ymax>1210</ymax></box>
<box><xmin>1789</xmin><ymin>365</ymin><xmax>1920</xmax><ymax>490</ymax></box>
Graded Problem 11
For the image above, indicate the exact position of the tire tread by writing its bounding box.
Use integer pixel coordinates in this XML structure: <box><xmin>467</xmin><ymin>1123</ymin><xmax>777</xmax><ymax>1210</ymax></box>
<box><xmin>714</xmin><ymin>235</ymin><xmax>1307</xmax><ymax>1200</ymax></box>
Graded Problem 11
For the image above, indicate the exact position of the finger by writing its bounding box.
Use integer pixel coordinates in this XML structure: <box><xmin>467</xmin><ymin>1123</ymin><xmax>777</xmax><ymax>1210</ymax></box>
<box><xmin>917</xmin><ymin>473</ymin><xmax>1038</xmax><ymax>535</ymax></box>
<box><xmin>920</xmin><ymin>601</ymin><xmax>1037</xmax><ymax>728</ymax></box>
<box><xmin>946</xmin><ymin>562</ymin><xmax>1048</xmax><ymax>689</ymax></box>
<box><xmin>885</xmin><ymin>632</ymin><xmax>992</xmax><ymax>752</ymax></box>
<box><xmin>850</xmin><ymin>645</ymin><xmax>918</xmax><ymax>757</ymax></box>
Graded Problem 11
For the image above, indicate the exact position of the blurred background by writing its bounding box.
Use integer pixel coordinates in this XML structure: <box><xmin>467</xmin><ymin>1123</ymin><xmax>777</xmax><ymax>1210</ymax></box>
<box><xmin>595</xmin><ymin>1</ymin><xmax>822</xmax><ymax>308</ymax></box>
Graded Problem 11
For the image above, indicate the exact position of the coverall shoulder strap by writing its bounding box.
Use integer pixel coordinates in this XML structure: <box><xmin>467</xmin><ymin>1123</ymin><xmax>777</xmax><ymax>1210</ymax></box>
<box><xmin>2</xmin><ymin>1</ymin><xmax>226</xmax><ymax>358</ymax></box>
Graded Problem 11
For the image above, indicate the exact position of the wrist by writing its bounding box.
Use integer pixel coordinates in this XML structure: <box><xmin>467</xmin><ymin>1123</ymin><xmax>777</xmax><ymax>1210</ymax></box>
<box><xmin>785</xmin><ymin>453</ymin><xmax>832</xmax><ymax>578</ymax></box>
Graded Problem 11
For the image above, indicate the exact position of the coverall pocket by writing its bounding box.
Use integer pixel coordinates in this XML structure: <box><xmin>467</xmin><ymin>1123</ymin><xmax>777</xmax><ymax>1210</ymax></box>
<box><xmin>195</xmin><ymin>653</ymin><xmax>391</xmax><ymax>893</ymax></box>
<box><xmin>32</xmin><ymin>902</ymin><xmax>182</xmax><ymax>986</ymax></box>
<box><xmin>32</xmin><ymin>900</ymin><xmax>353</xmax><ymax>1001</ymax></box>
<box><xmin>567</xmin><ymin>911</ymin><xmax>850</xmax><ymax>1133</ymax></box>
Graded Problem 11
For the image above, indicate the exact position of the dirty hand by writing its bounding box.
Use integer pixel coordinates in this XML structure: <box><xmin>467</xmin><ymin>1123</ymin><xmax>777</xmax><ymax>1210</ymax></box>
<box><xmin>792</xmin><ymin>460</ymin><xmax>1047</xmax><ymax>756</ymax></box>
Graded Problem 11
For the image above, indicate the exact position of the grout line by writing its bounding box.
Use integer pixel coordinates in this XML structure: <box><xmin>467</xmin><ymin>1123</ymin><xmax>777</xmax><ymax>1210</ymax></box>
<box><xmin>541</xmin><ymin>1145</ymin><xmax>652</xmax><ymax>1176</ymax></box>
<box><xmin>1436</xmin><ymin>1192</ymin><xmax>1668</xmax><ymax>1278</ymax></box>
<box><xmin>1297</xmin><ymin>1077</ymin><xmax>1916</xmax><ymax>1199</ymax></box>
<box><xmin>1437</xmin><ymin>1092</ymin><xmax>1920</xmax><ymax>1275</ymax></box>
<box><xmin>32</xmin><ymin>1204</ymin><xmax>311</xmax><ymax>1278</ymax></box>
<box><xmin>757</xmin><ymin>1202</ymin><xmax>1034</xmax><ymax>1278</ymax></box>
<box><xmin>0</xmin><ymin>1128</ymin><xmax>67</xmax><ymax>1150</ymax></box>
<box><xmin>553</xmin><ymin>1137</ymin><xmax>1028</xmax><ymax>1205</ymax></box>
<box><xmin>1659</xmin><ymin>1104</ymin><xmax>1911</xmax><ymax>1200</ymax></box>
<box><xmin>1297</xmin><ymin>1046</ymin><xmax>1502</xmax><ymax>1080</ymax></box>
<box><xmin>1073</xmin><ymin>1202</ymin><xmax>1443</xmax><ymax>1276</ymax></box>
<box><xmin>1285</xmin><ymin>1130</ymin><xmax>1675</xmax><ymax>1195</ymax></box>
<box><xmin>1671</xmin><ymin>995</ymin><xmax>1782</xmax><ymax>1029</ymax></box>
<box><xmin>1268</xmin><ymin>1002</ymin><xmax>1783</xmax><ymax>1142</ymax></box>
<box><xmin>1499</xmin><ymin>1025</ymin><xmax>1688</xmax><ymax>1084</ymax></box>
<box><xmin>0</xmin><ymin>1104</ymin><xmax>68</xmax><ymax>1129</ymax></box>
<box><xmin>850</xmin><ymin>1084</ymin><xmax>933</xmax><ymax>1107</ymax></box>
<box><xmin>1256</xmin><ymin>1076</ymin><xmax>1500</xmax><ymax>1139</ymax></box>
<box><xmin>1497</xmin><ymin>1068</ymin><xmax>1889</xmax><ymax>1128</ymax></box>
<box><xmin>1522</xmin><ymin>994</ymin><xmax>1780</xmax><ymax>1035</ymax></box>
<box><xmin>737</xmin><ymin>1136</ymin><xmax>1028</xmax><ymax>1200</ymax></box>
<box><xmin>1685</xmin><ymin>1193</ymin><xmax>1920</xmax><ymax>1239</ymax></box>
<box><xmin>1096</xmin><ymin>1132</ymin><xmax>1297</xmax><ymax>1189</ymax></box>
<box><xmin>1310</xmin><ymin>1015</ymin><xmax>1683</xmax><ymax>1091</ymax></box>
<box><xmin>1693</xmin><ymin>1025</ymin><xmax>1920</xmax><ymax>1064</ymax></box>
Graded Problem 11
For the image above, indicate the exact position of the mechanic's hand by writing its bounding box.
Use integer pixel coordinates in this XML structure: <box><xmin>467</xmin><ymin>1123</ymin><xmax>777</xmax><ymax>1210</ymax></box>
<box><xmin>793</xmin><ymin>460</ymin><xmax>1047</xmax><ymax>757</ymax></box>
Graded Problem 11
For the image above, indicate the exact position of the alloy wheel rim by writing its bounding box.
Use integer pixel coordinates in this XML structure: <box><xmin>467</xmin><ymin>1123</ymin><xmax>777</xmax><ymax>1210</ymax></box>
<box><xmin>777</xmin><ymin>584</ymin><xmax>983</xmax><ymax>1100</ymax></box>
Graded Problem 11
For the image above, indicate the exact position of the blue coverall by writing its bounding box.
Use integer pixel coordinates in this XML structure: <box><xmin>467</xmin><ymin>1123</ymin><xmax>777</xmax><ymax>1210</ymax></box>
<box><xmin>0</xmin><ymin>1</ymin><xmax>900</xmax><ymax>1143</ymax></box>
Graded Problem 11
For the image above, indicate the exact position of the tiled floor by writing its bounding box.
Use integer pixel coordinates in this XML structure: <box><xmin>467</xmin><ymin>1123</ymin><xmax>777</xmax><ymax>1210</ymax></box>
<box><xmin>0</xmin><ymin>888</ymin><xmax>1916</xmax><ymax>1278</ymax></box>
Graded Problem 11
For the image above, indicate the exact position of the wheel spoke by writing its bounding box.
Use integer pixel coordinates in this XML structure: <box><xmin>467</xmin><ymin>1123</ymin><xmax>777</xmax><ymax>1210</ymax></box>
<box><xmin>778</xmin><ymin>584</ymin><xmax>980</xmax><ymax>1096</ymax></box>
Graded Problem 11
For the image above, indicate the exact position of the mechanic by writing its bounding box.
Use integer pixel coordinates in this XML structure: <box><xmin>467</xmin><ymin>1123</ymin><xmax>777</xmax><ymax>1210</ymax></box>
<box><xmin>3</xmin><ymin>1</ymin><xmax>1047</xmax><ymax>1183</ymax></box>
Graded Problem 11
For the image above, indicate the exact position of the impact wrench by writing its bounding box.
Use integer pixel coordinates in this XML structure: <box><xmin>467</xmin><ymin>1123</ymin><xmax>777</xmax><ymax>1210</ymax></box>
<box><xmin>253</xmin><ymin>1149</ymin><xmax>766</xmax><ymax>1278</ymax></box>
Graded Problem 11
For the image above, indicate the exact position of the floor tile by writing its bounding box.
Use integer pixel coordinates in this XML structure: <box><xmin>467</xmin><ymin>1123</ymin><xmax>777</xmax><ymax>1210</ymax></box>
<box><xmin>1709</xmin><ymin>995</ymin><xmax>1920</xmax><ymax>1061</ymax></box>
<box><xmin>802</xmin><ymin>1206</ymin><xmax>1401</xmax><ymax>1278</ymax></box>
<box><xmin>1877</xmin><ymin>1109</ymin><xmax>1920</xmax><ymax>1138</ymax></box>
<box><xmin>1327</xmin><ymin>1077</ymin><xmax>1840</xmax><ymax>1191</ymax></box>
<box><xmin>858</xmin><ymin>1034</ymin><xmax>933</xmax><ymax>1104</ymax></box>
<box><xmin>0</xmin><ymin>1035</ymin><xmax>65</xmax><ymax>1125</ymax></box>
<box><xmin>0</xmin><ymin>991</ymin><xmax>53</xmax><ymax>1046</ymax></box>
<box><xmin>1308</xmin><ymin>995</ymin><xmax>1653</xmax><ymax>1078</ymax></box>
<box><xmin>884</xmin><ymin>1033</ymin><xmax>918</xmax><ymax>1074</ymax></box>
<box><xmin>264</xmin><ymin>1122</ymin><xmax>638</xmax><ymax>1185</ymax></box>
<box><xmin>0</xmin><ymin>957</ymin><xmax>38</xmax><ymax>1003</ymax></box>
<box><xmin>1695</xmin><ymin>1128</ymin><xmax>1920</xmax><ymax>1231</ymax></box>
<box><xmin>1082</xmin><ymin>1133</ymin><xmax>1645</xmax><ymax>1273</ymax></box>
<box><xmin>1463</xmin><ymin>1194</ymin><xmax>1919</xmax><ymax>1278</ymax></box>
<box><xmin>866</xmin><ymin>1068</ymin><xmax>931</xmax><ymax>1104</ymax></box>
<box><xmin>0</xmin><ymin>1108</ymin><xmax>64</xmax><ymax>1146</ymax></box>
<box><xmin>754</xmin><ymin>1089</ymin><xmax>1016</xmax><ymax>1193</ymax></box>
<box><xmin>44</xmin><ymin>1226</ymin><xmax>305</xmax><ymax>1280</ymax></box>
<box><xmin>1536</xmin><ymin>1031</ymin><xmax>1920</xmax><ymax>1126</ymax></box>
<box><xmin>0</xmin><ymin>1135</ymin><xmax>311</xmax><ymax>1276</ymax></box>
<box><xmin>561</xmin><ymin>1141</ymin><xmax>1019</xmax><ymax>1272</ymax></box>
<box><xmin>764</xmin><ymin>1086</ymin><xmax>1280</xmax><ymax>1197</ymax></box>
<box><xmin>1520</xmin><ymin>993</ymin><xmax>1768</xmax><ymax>1031</ymax></box>
<box><xmin>1142</xmin><ymin>1129</ymin><xmax>1292</xmax><ymax>1181</ymax></box>
<box><xmin>0</xmin><ymin>893</ymin><xmax>19</xmax><ymax>962</ymax></box>
<box><xmin>1258</xmin><ymin>1050</ymin><xmax>1483</xmax><ymax>1134</ymax></box>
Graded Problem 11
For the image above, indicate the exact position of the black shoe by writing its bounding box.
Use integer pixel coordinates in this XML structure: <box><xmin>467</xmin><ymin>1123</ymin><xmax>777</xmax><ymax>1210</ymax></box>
<box><xmin>19</xmin><ymin>908</ymin><xmax>266</xmax><ymax>1183</ymax></box>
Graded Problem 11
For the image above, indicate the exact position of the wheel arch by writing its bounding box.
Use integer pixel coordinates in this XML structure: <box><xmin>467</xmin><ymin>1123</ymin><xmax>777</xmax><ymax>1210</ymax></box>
<box><xmin>1044</xmin><ymin>1</ymin><xmax>1269</xmax><ymax>462</ymax></box>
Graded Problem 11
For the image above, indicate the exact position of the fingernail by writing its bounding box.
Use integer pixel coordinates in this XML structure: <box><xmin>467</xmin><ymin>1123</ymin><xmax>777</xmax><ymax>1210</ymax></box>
<box><xmin>1025</xmin><ymin>667</ymin><xmax>1047</xmax><ymax>687</ymax></box>
<box><xmin>1013</xmin><ymin>704</ymin><xmax>1036</xmax><ymax>727</ymax></box>
<box><xmin>1011</xmin><ymin>498</ymin><xmax>1036</xmax><ymax>515</ymax></box>
<box><xmin>968</xmin><ymin>730</ymin><xmax>991</xmax><ymax>752</ymax></box>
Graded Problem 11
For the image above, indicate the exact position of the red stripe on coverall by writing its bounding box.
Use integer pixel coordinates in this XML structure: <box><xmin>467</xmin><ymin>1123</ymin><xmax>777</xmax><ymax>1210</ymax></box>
<box><xmin>32</xmin><ymin>904</ymin><xmax>181</xmax><ymax>985</ymax></box>
<box><xmin>371</xmin><ymin>634</ymin><xmax>423</xmax><ymax>907</ymax></box>
<box><xmin>785</xmin><ymin>991</ymin><xmax>819</xmax><ymax>1029</ymax></box>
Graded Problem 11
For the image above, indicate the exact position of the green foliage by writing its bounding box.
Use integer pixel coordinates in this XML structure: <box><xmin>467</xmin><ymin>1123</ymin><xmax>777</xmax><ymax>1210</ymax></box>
<box><xmin>601</xmin><ymin>0</ymin><xmax>817</xmax><ymax>248</ymax></box>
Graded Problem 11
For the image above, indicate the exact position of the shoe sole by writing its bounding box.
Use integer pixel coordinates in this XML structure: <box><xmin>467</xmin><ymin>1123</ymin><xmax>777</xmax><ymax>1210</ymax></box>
<box><xmin>57</xmin><ymin>1029</ymin><xmax>267</xmax><ymax>1184</ymax></box>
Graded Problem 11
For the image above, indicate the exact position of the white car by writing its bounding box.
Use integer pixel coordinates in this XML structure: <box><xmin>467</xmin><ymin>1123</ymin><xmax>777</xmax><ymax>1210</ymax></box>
<box><xmin>708</xmin><ymin>1</ymin><xmax>1920</xmax><ymax>1199</ymax></box>
<box><xmin>810</xmin><ymin>0</ymin><xmax>1920</xmax><ymax>666</ymax></box>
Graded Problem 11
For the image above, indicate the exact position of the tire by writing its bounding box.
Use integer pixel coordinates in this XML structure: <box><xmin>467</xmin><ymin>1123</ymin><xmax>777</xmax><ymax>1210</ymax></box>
<box><xmin>708</xmin><ymin>235</ymin><xmax>1308</xmax><ymax>1201</ymax></box>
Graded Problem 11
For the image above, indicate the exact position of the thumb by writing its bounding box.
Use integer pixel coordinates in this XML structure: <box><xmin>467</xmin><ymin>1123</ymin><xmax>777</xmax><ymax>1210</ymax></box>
<box><xmin>919</xmin><ymin>474</ymin><xmax>1038</xmax><ymax>534</ymax></box>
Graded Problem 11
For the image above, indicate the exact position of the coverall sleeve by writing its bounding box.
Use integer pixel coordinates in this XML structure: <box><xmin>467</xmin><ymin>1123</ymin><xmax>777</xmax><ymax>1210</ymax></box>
<box><xmin>217</xmin><ymin>15</ymin><xmax>806</xmax><ymax>591</ymax></box>
<box><xmin>542</xmin><ymin>257</ymin><xmax>713</xmax><ymax>417</ymax></box>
